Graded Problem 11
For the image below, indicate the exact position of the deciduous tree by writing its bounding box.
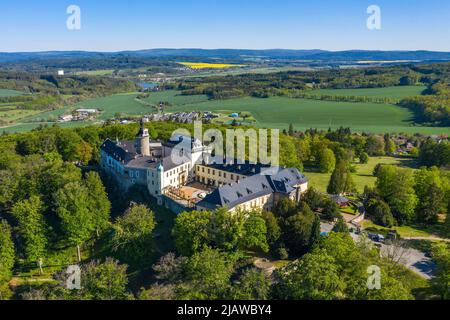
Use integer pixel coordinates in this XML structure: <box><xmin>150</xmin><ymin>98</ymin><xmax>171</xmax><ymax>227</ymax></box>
<box><xmin>172</xmin><ymin>210</ymin><xmax>211</xmax><ymax>256</ymax></box>
<box><xmin>12</xmin><ymin>196</ymin><xmax>47</xmax><ymax>266</ymax></box>
<box><xmin>376</xmin><ymin>166</ymin><xmax>418</xmax><ymax>224</ymax></box>
<box><xmin>111</xmin><ymin>204</ymin><xmax>155</xmax><ymax>267</ymax></box>
<box><xmin>81</xmin><ymin>258</ymin><xmax>130</xmax><ymax>300</ymax></box>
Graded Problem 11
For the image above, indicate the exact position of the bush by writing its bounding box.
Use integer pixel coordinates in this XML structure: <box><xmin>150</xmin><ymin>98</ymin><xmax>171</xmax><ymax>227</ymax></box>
<box><xmin>277</xmin><ymin>247</ymin><xmax>289</xmax><ymax>260</ymax></box>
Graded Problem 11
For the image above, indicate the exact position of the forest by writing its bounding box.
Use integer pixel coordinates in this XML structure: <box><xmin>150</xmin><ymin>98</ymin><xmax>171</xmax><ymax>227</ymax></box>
<box><xmin>0</xmin><ymin>121</ymin><xmax>448</xmax><ymax>300</ymax></box>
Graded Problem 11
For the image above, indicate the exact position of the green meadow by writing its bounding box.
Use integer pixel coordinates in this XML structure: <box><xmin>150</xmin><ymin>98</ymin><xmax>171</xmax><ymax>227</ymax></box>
<box><xmin>141</xmin><ymin>91</ymin><xmax>210</xmax><ymax>106</ymax></box>
<box><xmin>313</xmin><ymin>85</ymin><xmax>426</xmax><ymax>99</ymax></box>
<box><xmin>305</xmin><ymin>157</ymin><xmax>415</xmax><ymax>193</ymax></box>
<box><xmin>0</xmin><ymin>89</ymin><xmax>26</xmax><ymax>97</ymax></box>
<box><xmin>166</xmin><ymin>94</ymin><xmax>449</xmax><ymax>135</ymax></box>
<box><xmin>2</xmin><ymin>87</ymin><xmax>449</xmax><ymax>135</ymax></box>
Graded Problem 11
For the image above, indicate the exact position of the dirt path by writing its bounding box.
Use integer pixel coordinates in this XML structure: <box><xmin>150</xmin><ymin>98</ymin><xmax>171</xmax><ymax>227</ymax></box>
<box><xmin>403</xmin><ymin>236</ymin><xmax>450</xmax><ymax>243</ymax></box>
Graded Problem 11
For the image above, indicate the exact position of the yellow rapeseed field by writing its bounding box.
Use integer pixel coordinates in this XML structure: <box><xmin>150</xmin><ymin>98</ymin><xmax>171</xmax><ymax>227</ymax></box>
<box><xmin>178</xmin><ymin>62</ymin><xmax>246</xmax><ymax>69</ymax></box>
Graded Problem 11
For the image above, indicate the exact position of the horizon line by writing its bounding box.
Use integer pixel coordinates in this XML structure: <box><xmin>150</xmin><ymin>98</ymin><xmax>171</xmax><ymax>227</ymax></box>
<box><xmin>2</xmin><ymin>48</ymin><xmax>450</xmax><ymax>54</ymax></box>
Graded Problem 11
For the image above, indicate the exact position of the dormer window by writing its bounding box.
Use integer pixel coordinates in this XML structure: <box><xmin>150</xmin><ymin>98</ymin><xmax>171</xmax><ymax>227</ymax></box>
<box><xmin>246</xmin><ymin>188</ymin><xmax>253</xmax><ymax>194</ymax></box>
<box><xmin>237</xmin><ymin>192</ymin><xmax>243</xmax><ymax>198</ymax></box>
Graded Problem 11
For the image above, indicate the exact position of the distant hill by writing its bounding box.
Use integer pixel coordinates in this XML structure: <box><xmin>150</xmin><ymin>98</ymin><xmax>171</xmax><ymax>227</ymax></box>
<box><xmin>1</xmin><ymin>49</ymin><xmax>450</xmax><ymax>63</ymax></box>
<box><xmin>304</xmin><ymin>50</ymin><xmax>450</xmax><ymax>61</ymax></box>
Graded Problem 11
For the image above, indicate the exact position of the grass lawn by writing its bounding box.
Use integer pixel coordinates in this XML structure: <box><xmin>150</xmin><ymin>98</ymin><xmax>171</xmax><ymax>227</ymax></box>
<box><xmin>313</xmin><ymin>86</ymin><xmax>426</xmax><ymax>100</ymax></box>
<box><xmin>362</xmin><ymin>220</ymin><xmax>448</xmax><ymax>239</ymax></box>
<box><xmin>305</xmin><ymin>156</ymin><xmax>414</xmax><ymax>193</ymax></box>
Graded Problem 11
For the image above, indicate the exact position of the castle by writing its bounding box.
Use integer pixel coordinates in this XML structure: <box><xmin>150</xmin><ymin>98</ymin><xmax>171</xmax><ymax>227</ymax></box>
<box><xmin>100</xmin><ymin>120</ymin><xmax>308</xmax><ymax>213</ymax></box>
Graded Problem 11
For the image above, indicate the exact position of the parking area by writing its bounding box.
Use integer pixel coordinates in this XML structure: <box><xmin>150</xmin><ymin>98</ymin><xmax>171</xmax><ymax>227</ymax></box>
<box><xmin>321</xmin><ymin>220</ymin><xmax>436</xmax><ymax>279</ymax></box>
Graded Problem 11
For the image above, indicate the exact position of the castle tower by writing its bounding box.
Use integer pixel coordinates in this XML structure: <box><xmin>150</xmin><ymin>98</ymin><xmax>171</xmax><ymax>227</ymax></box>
<box><xmin>136</xmin><ymin>118</ymin><xmax>150</xmax><ymax>156</ymax></box>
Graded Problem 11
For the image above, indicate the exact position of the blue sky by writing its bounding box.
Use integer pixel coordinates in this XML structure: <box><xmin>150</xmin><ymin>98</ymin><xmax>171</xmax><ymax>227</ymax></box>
<box><xmin>1</xmin><ymin>0</ymin><xmax>449</xmax><ymax>52</ymax></box>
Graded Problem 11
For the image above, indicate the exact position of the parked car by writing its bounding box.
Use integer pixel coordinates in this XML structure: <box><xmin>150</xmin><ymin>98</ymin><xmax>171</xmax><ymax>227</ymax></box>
<box><xmin>368</xmin><ymin>233</ymin><xmax>385</xmax><ymax>243</ymax></box>
<box><xmin>386</xmin><ymin>230</ymin><xmax>399</xmax><ymax>241</ymax></box>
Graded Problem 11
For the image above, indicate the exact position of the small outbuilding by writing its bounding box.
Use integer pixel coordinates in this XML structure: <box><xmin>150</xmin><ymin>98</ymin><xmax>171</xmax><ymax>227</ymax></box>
<box><xmin>330</xmin><ymin>195</ymin><xmax>350</xmax><ymax>208</ymax></box>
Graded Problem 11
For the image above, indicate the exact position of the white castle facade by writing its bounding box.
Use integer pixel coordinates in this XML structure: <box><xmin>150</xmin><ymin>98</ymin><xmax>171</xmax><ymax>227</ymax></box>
<box><xmin>100</xmin><ymin>120</ymin><xmax>308</xmax><ymax>212</ymax></box>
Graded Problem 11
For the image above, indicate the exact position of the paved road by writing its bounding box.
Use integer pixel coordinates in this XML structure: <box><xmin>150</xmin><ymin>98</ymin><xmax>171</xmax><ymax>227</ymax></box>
<box><xmin>350</xmin><ymin>233</ymin><xmax>436</xmax><ymax>279</ymax></box>
<box><xmin>387</xmin><ymin>245</ymin><xmax>436</xmax><ymax>279</ymax></box>
<box><xmin>320</xmin><ymin>222</ymin><xmax>436</xmax><ymax>279</ymax></box>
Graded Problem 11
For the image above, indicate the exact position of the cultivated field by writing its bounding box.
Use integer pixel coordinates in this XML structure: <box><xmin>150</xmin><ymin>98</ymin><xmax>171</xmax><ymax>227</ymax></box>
<box><xmin>165</xmin><ymin>94</ymin><xmax>449</xmax><ymax>135</ymax></box>
<box><xmin>2</xmin><ymin>87</ymin><xmax>450</xmax><ymax>135</ymax></box>
<box><xmin>141</xmin><ymin>91</ymin><xmax>210</xmax><ymax>106</ymax></box>
<box><xmin>178</xmin><ymin>62</ymin><xmax>246</xmax><ymax>69</ymax></box>
<box><xmin>0</xmin><ymin>89</ymin><xmax>25</xmax><ymax>97</ymax></box>
<box><xmin>313</xmin><ymin>86</ymin><xmax>426</xmax><ymax>99</ymax></box>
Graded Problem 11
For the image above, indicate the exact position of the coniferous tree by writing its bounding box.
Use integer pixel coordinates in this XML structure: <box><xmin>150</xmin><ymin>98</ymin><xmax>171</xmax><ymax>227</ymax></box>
<box><xmin>288</xmin><ymin>123</ymin><xmax>295</xmax><ymax>136</ymax></box>
<box><xmin>327</xmin><ymin>160</ymin><xmax>355</xmax><ymax>195</ymax></box>
<box><xmin>367</xmin><ymin>199</ymin><xmax>395</xmax><ymax>227</ymax></box>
